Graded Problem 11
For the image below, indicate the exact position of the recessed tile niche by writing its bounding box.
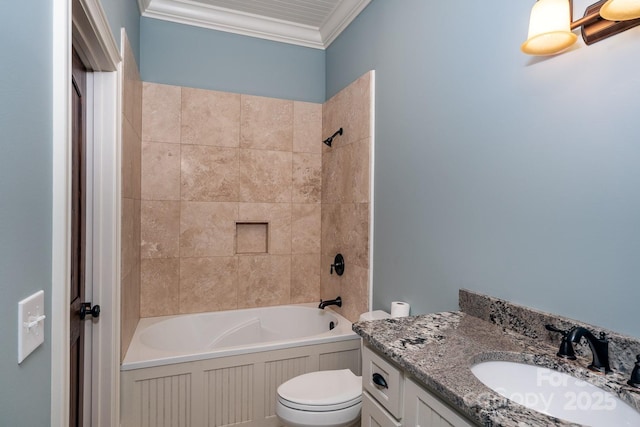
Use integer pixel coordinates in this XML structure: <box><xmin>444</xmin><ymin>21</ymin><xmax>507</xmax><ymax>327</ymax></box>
<box><xmin>236</xmin><ymin>222</ymin><xmax>268</xmax><ymax>254</ymax></box>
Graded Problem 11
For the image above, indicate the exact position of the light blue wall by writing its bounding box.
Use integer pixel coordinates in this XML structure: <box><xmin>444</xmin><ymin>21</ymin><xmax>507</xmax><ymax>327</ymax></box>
<box><xmin>140</xmin><ymin>17</ymin><xmax>326</xmax><ymax>103</ymax></box>
<box><xmin>0</xmin><ymin>1</ymin><xmax>139</xmax><ymax>423</ymax></box>
<box><xmin>327</xmin><ymin>0</ymin><xmax>640</xmax><ymax>337</ymax></box>
<box><xmin>101</xmin><ymin>0</ymin><xmax>141</xmax><ymax>62</ymax></box>
<box><xmin>0</xmin><ymin>2</ymin><xmax>53</xmax><ymax>425</ymax></box>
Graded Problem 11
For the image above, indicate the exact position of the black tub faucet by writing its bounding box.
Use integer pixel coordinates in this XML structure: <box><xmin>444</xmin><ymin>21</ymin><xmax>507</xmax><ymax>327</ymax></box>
<box><xmin>546</xmin><ymin>324</ymin><xmax>611</xmax><ymax>374</ymax></box>
<box><xmin>319</xmin><ymin>296</ymin><xmax>342</xmax><ymax>309</ymax></box>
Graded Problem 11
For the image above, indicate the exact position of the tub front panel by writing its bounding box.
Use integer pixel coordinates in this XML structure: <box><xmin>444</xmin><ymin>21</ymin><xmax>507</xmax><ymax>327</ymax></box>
<box><xmin>121</xmin><ymin>339</ymin><xmax>361</xmax><ymax>427</ymax></box>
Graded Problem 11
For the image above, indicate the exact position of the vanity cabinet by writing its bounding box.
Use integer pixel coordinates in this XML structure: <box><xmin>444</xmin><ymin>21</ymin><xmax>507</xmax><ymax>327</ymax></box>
<box><xmin>361</xmin><ymin>344</ymin><xmax>474</xmax><ymax>427</ymax></box>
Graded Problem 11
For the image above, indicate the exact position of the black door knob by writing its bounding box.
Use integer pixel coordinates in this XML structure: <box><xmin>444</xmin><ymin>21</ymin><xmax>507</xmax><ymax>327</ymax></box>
<box><xmin>80</xmin><ymin>302</ymin><xmax>100</xmax><ymax>320</ymax></box>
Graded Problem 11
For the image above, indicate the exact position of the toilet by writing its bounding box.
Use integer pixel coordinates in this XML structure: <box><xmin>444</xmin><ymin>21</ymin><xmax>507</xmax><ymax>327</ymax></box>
<box><xmin>276</xmin><ymin>310</ymin><xmax>391</xmax><ymax>427</ymax></box>
<box><xmin>276</xmin><ymin>369</ymin><xmax>362</xmax><ymax>427</ymax></box>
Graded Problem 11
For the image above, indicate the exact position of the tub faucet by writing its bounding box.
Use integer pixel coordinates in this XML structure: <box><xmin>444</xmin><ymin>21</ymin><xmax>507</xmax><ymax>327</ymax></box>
<box><xmin>318</xmin><ymin>296</ymin><xmax>342</xmax><ymax>309</ymax></box>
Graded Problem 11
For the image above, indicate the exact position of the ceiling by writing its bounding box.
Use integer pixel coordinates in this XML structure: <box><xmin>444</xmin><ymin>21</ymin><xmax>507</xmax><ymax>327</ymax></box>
<box><xmin>138</xmin><ymin>0</ymin><xmax>372</xmax><ymax>49</ymax></box>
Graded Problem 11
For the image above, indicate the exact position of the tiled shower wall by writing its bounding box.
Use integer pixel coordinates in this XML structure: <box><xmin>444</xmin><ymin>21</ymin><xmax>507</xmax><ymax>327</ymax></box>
<box><xmin>320</xmin><ymin>72</ymin><xmax>373</xmax><ymax>323</ymax></box>
<box><xmin>120</xmin><ymin>32</ymin><xmax>143</xmax><ymax>359</ymax></box>
<box><xmin>139</xmin><ymin>83</ymin><xmax>323</xmax><ymax>316</ymax></box>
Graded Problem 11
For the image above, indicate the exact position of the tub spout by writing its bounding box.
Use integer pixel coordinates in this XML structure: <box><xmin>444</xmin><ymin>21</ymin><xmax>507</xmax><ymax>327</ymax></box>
<box><xmin>318</xmin><ymin>296</ymin><xmax>342</xmax><ymax>309</ymax></box>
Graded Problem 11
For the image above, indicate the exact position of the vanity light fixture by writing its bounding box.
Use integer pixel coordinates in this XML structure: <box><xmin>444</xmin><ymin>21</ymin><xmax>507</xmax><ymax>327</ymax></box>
<box><xmin>522</xmin><ymin>0</ymin><xmax>640</xmax><ymax>56</ymax></box>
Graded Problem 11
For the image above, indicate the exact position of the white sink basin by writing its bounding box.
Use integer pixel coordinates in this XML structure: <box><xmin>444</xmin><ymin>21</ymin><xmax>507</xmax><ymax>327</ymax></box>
<box><xmin>471</xmin><ymin>361</ymin><xmax>640</xmax><ymax>426</ymax></box>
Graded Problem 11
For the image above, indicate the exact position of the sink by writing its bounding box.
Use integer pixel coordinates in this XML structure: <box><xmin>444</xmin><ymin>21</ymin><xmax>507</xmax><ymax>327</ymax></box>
<box><xmin>471</xmin><ymin>361</ymin><xmax>640</xmax><ymax>426</ymax></box>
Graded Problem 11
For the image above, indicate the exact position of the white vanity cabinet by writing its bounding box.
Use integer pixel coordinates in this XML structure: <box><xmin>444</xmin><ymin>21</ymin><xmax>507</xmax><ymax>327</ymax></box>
<box><xmin>361</xmin><ymin>344</ymin><xmax>475</xmax><ymax>427</ymax></box>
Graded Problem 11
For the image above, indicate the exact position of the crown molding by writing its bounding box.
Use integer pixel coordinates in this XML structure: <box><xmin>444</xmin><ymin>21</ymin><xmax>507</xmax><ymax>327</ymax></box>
<box><xmin>320</xmin><ymin>0</ymin><xmax>371</xmax><ymax>47</ymax></box>
<box><xmin>140</xmin><ymin>0</ymin><xmax>371</xmax><ymax>50</ymax></box>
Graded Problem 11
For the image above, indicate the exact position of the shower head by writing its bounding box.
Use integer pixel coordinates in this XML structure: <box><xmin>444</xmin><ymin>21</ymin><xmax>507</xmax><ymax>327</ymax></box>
<box><xmin>323</xmin><ymin>127</ymin><xmax>343</xmax><ymax>147</ymax></box>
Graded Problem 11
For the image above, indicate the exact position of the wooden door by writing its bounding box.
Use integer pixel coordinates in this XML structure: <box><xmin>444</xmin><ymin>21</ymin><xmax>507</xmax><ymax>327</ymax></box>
<box><xmin>70</xmin><ymin>47</ymin><xmax>87</xmax><ymax>427</ymax></box>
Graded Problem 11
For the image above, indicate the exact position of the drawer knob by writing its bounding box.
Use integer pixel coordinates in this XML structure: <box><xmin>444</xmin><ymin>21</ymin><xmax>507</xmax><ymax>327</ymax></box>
<box><xmin>372</xmin><ymin>373</ymin><xmax>388</xmax><ymax>389</ymax></box>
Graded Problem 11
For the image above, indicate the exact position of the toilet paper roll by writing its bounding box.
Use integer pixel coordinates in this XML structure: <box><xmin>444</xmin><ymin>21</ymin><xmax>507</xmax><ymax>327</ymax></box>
<box><xmin>390</xmin><ymin>301</ymin><xmax>410</xmax><ymax>318</ymax></box>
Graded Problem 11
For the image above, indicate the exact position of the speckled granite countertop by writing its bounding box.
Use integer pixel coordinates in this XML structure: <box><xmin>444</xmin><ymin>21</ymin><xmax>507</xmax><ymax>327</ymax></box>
<box><xmin>353</xmin><ymin>310</ymin><xmax>640</xmax><ymax>426</ymax></box>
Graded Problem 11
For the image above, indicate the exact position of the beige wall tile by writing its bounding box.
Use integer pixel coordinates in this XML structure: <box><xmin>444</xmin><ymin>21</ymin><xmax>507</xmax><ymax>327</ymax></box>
<box><xmin>323</xmin><ymin>142</ymin><xmax>369</xmax><ymax>204</ymax></box>
<box><xmin>341</xmin><ymin>202</ymin><xmax>370</xmax><ymax>269</ymax></box>
<box><xmin>319</xmin><ymin>256</ymin><xmax>368</xmax><ymax>323</ymax></box>
<box><xmin>180</xmin><ymin>202</ymin><xmax>238</xmax><ymax>257</ymax></box>
<box><xmin>291</xmin><ymin>254</ymin><xmax>320</xmax><ymax>303</ymax></box>
<box><xmin>140</xmin><ymin>258</ymin><xmax>180</xmax><ymax>317</ymax></box>
<box><xmin>122</xmin><ymin>33</ymin><xmax>142</xmax><ymax>137</ymax></box>
<box><xmin>142</xmin><ymin>82</ymin><xmax>181</xmax><ymax>143</ymax></box>
<box><xmin>320</xmin><ymin>203</ymin><xmax>340</xmax><ymax>256</ymax></box>
<box><xmin>121</xmin><ymin>198</ymin><xmax>136</xmax><ymax>280</ymax></box>
<box><xmin>240</xmin><ymin>95</ymin><xmax>293</xmax><ymax>151</ymax></box>
<box><xmin>292</xmin><ymin>204</ymin><xmax>321</xmax><ymax>254</ymax></box>
<box><xmin>338</xmin><ymin>263</ymin><xmax>369</xmax><ymax>323</ymax></box>
<box><xmin>239</xmin><ymin>149</ymin><xmax>292</xmax><ymax>203</ymax></box>
<box><xmin>350</xmin><ymin>138</ymin><xmax>370</xmax><ymax>204</ymax></box>
<box><xmin>121</xmin><ymin>118</ymin><xmax>137</xmax><ymax>200</ymax></box>
<box><xmin>322</xmin><ymin>203</ymin><xmax>369</xmax><ymax>269</ymax></box>
<box><xmin>293</xmin><ymin>101</ymin><xmax>322</xmax><ymax>154</ymax></box>
<box><xmin>179</xmin><ymin>257</ymin><xmax>238</xmax><ymax>313</ymax></box>
<box><xmin>322</xmin><ymin>72</ymin><xmax>371</xmax><ymax>149</ymax></box>
<box><xmin>141</xmin><ymin>200</ymin><xmax>180</xmax><ymax>259</ymax></box>
<box><xmin>238</xmin><ymin>203</ymin><xmax>291</xmax><ymax>255</ymax></box>
<box><xmin>321</xmin><ymin>147</ymin><xmax>348</xmax><ymax>204</ymax></box>
<box><xmin>181</xmin><ymin>145</ymin><xmax>239</xmax><ymax>201</ymax></box>
<box><xmin>320</xmin><ymin>253</ymin><xmax>341</xmax><ymax>303</ymax></box>
<box><xmin>132</xmin><ymin>78</ymin><xmax>143</xmax><ymax>138</ymax></box>
<box><xmin>121</xmin><ymin>263</ymin><xmax>140</xmax><ymax>359</ymax></box>
<box><xmin>292</xmin><ymin>153</ymin><xmax>322</xmax><ymax>203</ymax></box>
<box><xmin>132</xmin><ymin>122</ymin><xmax>142</xmax><ymax>200</ymax></box>
<box><xmin>181</xmin><ymin>88</ymin><xmax>240</xmax><ymax>147</ymax></box>
<box><xmin>134</xmin><ymin>198</ymin><xmax>141</xmax><ymax>262</ymax></box>
<box><xmin>238</xmin><ymin>255</ymin><xmax>291</xmax><ymax>308</ymax></box>
<box><xmin>141</xmin><ymin>141</ymin><xmax>181</xmax><ymax>201</ymax></box>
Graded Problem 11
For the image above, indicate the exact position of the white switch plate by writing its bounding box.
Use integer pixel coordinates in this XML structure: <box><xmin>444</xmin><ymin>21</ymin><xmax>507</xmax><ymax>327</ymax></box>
<box><xmin>18</xmin><ymin>290</ymin><xmax>46</xmax><ymax>364</ymax></box>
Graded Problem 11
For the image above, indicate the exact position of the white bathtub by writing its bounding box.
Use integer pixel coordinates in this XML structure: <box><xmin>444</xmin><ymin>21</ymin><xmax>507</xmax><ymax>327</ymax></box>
<box><xmin>121</xmin><ymin>303</ymin><xmax>361</xmax><ymax>427</ymax></box>
<box><xmin>122</xmin><ymin>303</ymin><xmax>358</xmax><ymax>370</ymax></box>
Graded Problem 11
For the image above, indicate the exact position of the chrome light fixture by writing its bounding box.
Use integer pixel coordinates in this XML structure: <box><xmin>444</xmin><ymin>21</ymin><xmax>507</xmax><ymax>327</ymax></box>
<box><xmin>522</xmin><ymin>0</ymin><xmax>640</xmax><ymax>55</ymax></box>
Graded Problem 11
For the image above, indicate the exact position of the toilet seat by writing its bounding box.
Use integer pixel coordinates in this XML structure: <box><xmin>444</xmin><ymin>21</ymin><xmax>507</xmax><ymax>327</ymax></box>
<box><xmin>278</xmin><ymin>395</ymin><xmax>362</xmax><ymax>412</ymax></box>
<box><xmin>277</xmin><ymin>369</ymin><xmax>362</xmax><ymax>411</ymax></box>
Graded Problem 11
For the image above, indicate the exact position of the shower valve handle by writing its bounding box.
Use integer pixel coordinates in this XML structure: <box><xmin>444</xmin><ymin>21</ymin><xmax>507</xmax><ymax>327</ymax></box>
<box><xmin>330</xmin><ymin>254</ymin><xmax>345</xmax><ymax>276</ymax></box>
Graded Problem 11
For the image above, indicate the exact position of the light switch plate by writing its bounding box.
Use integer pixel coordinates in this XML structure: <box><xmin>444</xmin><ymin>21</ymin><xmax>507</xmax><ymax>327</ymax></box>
<box><xmin>18</xmin><ymin>290</ymin><xmax>46</xmax><ymax>364</ymax></box>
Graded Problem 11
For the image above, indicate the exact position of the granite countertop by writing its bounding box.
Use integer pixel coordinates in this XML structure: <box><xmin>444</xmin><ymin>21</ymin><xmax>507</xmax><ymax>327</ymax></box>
<box><xmin>353</xmin><ymin>311</ymin><xmax>640</xmax><ymax>426</ymax></box>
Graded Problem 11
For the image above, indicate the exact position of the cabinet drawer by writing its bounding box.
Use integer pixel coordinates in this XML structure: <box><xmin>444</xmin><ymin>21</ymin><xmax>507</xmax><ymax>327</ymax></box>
<box><xmin>362</xmin><ymin>345</ymin><xmax>403</xmax><ymax>418</ymax></box>
<box><xmin>361</xmin><ymin>392</ymin><xmax>402</xmax><ymax>427</ymax></box>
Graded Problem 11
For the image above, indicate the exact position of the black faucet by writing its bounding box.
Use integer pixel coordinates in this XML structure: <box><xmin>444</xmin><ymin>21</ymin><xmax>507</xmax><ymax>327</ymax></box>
<box><xmin>566</xmin><ymin>327</ymin><xmax>612</xmax><ymax>374</ymax></box>
<box><xmin>318</xmin><ymin>296</ymin><xmax>342</xmax><ymax>309</ymax></box>
<box><xmin>547</xmin><ymin>324</ymin><xmax>611</xmax><ymax>374</ymax></box>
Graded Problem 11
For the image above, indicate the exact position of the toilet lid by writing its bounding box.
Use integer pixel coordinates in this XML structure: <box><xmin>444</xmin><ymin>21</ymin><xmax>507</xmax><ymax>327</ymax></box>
<box><xmin>277</xmin><ymin>369</ymin><xmax>362</xmax><ymax>407</ymax></box>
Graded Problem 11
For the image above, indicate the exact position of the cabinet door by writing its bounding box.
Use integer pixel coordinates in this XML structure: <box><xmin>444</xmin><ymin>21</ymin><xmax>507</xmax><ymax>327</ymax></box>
<box><xmin>362</xmin><ymin>392</ymin><xmax>402</xmax><ymax>427</ymax></box>
<box><xmin>404</xmin><ymin>378</ymin><xmax>474</xmax><ymax>427</ymax></box>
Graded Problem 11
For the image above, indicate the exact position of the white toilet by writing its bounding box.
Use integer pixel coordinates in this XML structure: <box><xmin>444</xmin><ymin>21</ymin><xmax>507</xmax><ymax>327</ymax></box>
<box><xmin>276</xmin><ymin>369</ymin><xmax>362</xmax><ymax>427</ymax></box>
<box><xmin>276</xmin><ymin>310</ymin><xmax>391</xmax><ymax>427</ymax></box>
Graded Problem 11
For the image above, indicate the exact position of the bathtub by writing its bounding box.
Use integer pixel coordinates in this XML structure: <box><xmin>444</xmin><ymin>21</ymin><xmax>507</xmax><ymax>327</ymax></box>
<box><xmin>121</xmin><ymin>303</ymin><xmax>362</xmax><ymax>427</ymax></box>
